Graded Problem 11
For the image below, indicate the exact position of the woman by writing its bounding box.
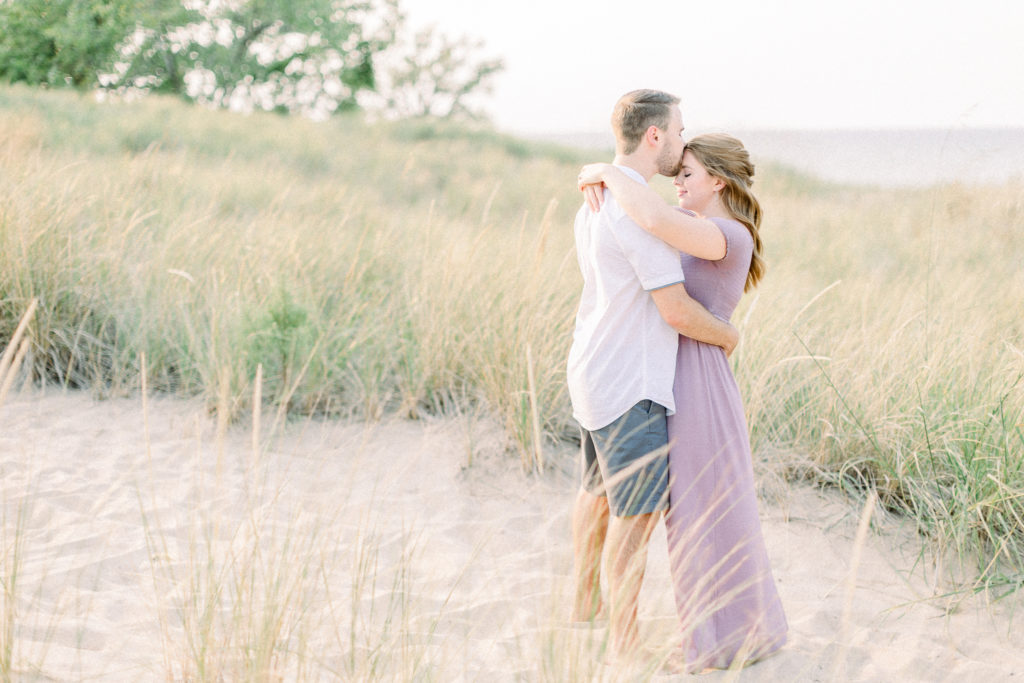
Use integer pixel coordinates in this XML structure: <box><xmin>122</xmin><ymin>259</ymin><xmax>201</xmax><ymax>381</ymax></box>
<box><xmin>578</xmin><ymin>134</ymin><xmax>787</xmax><ymax>672</ymax></box>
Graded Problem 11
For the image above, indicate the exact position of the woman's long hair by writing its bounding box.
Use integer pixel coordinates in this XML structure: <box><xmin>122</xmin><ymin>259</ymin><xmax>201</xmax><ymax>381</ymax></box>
<box><xmin>684</xmin><ymin>134</ymin><xmax>765</xmax><ymax>291</ymax></box>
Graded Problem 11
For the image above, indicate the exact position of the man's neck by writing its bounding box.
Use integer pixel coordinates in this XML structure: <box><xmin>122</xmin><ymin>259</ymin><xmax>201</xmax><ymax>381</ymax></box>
<box><xmin>612</xmin><ymin>153</ymin><xmax>656</xmax><ymax>182</ymax></box>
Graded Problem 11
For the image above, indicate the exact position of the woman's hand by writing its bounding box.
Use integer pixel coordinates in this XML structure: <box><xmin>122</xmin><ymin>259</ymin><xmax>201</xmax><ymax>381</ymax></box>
<box><xmin>581</xmin><ymin>183</ymin><xmax>604</xmax><ymax>212</ymax></box>
<box><xmin>577</xmin><ymin>163</ymin><xmax>612</xmax><ymax>212</ymax></box>
<box><xmin>578</xmin><ymin>163</ymin><xmax>610</xmax><ymax>186</ymax></box>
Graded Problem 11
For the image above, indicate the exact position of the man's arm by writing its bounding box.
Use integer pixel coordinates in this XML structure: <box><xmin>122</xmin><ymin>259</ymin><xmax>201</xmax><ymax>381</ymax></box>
<box><xmin>650</xmin><ymin>282</ymin><xmax>739</xmax><ymax>356</ymax></box>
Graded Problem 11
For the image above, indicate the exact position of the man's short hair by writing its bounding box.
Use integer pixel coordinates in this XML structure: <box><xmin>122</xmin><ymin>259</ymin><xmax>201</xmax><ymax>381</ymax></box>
<box><xmin>611</xmin><ymin>89</ymin><xmax>680</xmax><ymax>155</ymax></box>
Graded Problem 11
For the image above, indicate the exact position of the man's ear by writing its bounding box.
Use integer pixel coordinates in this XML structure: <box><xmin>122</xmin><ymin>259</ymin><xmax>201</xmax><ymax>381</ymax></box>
<box><xmin>644</xmin><ymin>125</ymin><xmax>661</xmax><ymax>147</ymax></box>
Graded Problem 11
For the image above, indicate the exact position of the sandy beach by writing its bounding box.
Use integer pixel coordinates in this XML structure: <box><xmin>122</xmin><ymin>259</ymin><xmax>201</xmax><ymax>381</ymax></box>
<box><xmin>2</xmin><ymin>388</ymin><xmax>1022</xmax><ymax>681</ymax></box>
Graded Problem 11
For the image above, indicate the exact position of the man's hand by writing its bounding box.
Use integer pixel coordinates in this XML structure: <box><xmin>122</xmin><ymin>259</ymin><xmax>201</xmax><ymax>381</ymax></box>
<box><xmin>722</xmin><ymin>323</ymin><xmax>739</xmax><ymax>357</ymax></box>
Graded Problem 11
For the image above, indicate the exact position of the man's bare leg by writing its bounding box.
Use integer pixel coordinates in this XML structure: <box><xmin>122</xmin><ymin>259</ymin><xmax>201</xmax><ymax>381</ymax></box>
<box><xmin>572</xmin><ymin>489</ymin><xmax>610</xmax><ymax>622</ymax></box>
<box><xmin>604</xmin><ymin>511</ymin><xmax>660</xmax><ymax>657</ymax></box>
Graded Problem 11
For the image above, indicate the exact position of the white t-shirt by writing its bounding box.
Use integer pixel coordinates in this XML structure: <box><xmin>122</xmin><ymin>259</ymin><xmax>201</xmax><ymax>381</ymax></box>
<box><xmin>566</xmin><ymin>166</ymin><xmax>685</xmax><ymax>432</ymax></box>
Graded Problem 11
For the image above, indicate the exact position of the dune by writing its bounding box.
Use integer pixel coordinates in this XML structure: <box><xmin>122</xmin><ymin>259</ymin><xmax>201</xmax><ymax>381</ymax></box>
<box><xmin>1</xmin><ymin>388</ymin><xmax>1021</xmax><ymax>680</ymax></box>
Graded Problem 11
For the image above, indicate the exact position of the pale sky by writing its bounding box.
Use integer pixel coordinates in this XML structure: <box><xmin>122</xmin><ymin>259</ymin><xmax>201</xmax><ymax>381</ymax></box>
<box><xmin>399</xmin><ymin>0</ymin><xmax>1024</xmax><ymax>135</ymax></box>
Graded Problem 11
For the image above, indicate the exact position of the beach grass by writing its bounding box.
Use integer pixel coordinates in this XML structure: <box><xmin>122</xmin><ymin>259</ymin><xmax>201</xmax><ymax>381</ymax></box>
<box><xmin>1</xmin><ymin>83</ymin><xmax>1023</xmax><ymax>596</ymax></box>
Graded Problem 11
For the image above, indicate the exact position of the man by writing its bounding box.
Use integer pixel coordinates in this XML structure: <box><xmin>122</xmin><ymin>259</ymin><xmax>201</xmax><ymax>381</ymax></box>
<box><xmin>567</xmin><ymin>89</ymin><xmax>738</xmax><ymax>660</ymax></box>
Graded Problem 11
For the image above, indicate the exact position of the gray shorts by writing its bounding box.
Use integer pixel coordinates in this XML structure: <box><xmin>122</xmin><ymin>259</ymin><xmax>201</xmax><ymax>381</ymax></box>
<box><xmin>579</xmin><ymin>400</ymin><xmax>670</xmax><ymax>517</ymax></box>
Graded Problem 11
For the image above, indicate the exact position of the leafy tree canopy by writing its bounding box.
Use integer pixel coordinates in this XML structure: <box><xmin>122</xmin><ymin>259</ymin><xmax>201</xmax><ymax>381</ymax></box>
<box><xmin>0</xmin><ymin>0</ymin><xmax>504</xmax><ymax>119</ymax></box>
<box><xmin>369</xmin><ymin>25</ymin><xmax>504</xmax><ymax>120</ymax></box>
<box><xmin>114</xmin><ymin>0</ymin><xmax>399</xmax><ymax>115</ymax></box>
<box><xmin>0</xmin><ymin>0</ymin><xmax>136</xmax><ymax>87</ymax></box>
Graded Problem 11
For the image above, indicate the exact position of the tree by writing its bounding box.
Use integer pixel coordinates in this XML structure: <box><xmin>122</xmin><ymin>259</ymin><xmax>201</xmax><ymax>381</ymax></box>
<box><xmin>104</xmin><ymin>0</ymin><xmax>202</xmax><ymax>94</ymax></box>
<box><xmin>370</xmin><ymin>25</ymin><xmax>503</xmax><ymax>120</ymax></box>
<box><xmin>0</xmin><ymin>0</ymin><xmax>136</xmax><ymax>87</ymax></box>
<box><xmin>0</xmin><ymin>0</ymin><xmax>504</xmax><ymax>121</ymax></box>
<box><xmin>114</xmin><ymin>0</ymin><xmax>401</xmax><ymax>116</ymax></box>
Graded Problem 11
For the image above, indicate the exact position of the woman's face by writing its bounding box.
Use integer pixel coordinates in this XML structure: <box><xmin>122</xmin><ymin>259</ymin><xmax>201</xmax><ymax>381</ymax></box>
<box><xmin>673</xmin><ymin>150</ymin><xmax>721</xmax><ymax>213</ymax></box>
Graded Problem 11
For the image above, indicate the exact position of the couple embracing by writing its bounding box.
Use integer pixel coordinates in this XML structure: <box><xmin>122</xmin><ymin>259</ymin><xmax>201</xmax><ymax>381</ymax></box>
<box><xmin>567</xmin><ymin>89</ymin><xmax>787</xmax><ymax>673</ymax></box>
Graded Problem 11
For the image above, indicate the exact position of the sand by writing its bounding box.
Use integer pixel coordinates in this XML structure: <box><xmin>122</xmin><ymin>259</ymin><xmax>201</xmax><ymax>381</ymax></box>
<box><xmin>1</xmin><ymin>388</ymin><xmax>1022</xmax><ymax>681</ymax></box>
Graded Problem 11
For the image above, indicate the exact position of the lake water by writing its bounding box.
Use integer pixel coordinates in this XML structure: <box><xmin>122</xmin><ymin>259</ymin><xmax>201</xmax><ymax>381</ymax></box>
<box><xmin>530</xmin><ymin>128</ymin><xmax>1024</xmax><ymax>188</ymax></box>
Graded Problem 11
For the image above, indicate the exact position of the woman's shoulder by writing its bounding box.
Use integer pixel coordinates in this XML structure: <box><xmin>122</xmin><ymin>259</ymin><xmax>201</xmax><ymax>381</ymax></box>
<box><xmin>708</xmin><ymin>217</ymin><xmax>753</xmax><ymax>262</ymax></box>
<box><xmin>708</xmin><ymin>216</ymin><xmax>750</xmax><ymax>239</ymax></box>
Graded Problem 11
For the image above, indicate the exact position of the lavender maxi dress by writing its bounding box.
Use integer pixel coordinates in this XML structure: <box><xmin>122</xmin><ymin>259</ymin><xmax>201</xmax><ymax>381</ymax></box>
<box><xmin>666</xmin><ymin>215</ymin><xmax>787</xmax><ymax>670</ymax></box>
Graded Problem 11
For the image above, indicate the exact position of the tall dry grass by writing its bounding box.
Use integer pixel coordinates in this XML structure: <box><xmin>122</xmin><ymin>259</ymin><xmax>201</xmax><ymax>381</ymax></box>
<box><xmin>1</xmin><ymin>85</ymin><xmax>1023</xmax><ymax>591</ymax></box>
<box><xmin>737</xmin><ymin>177</ymin><xmax>1024</xmax><ymax>590</ymax></box>
<box><xmin>0</xmin><ymin>85</ymin><xmax>583</xmax><ymax>470</ymax></box>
